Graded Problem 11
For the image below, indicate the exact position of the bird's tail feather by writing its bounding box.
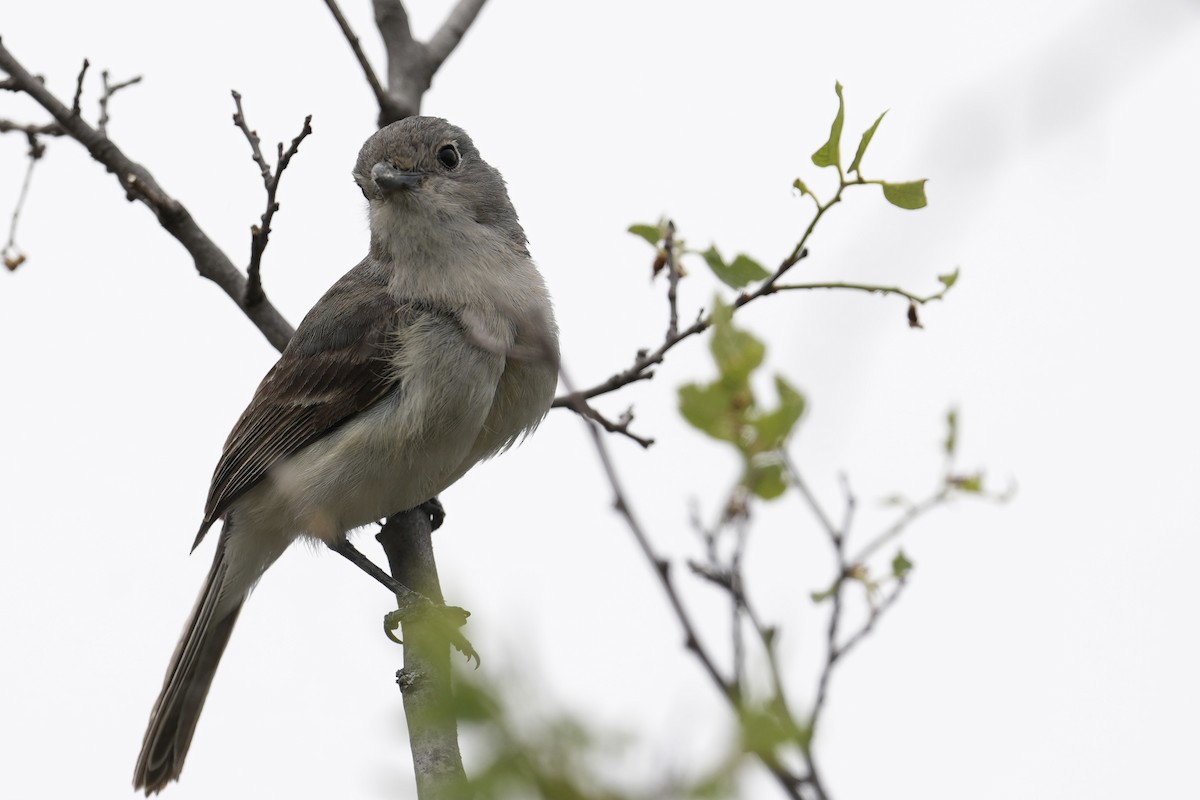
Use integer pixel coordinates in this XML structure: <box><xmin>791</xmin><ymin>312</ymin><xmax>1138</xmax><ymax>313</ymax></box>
<box><xmin>133</xmin><ymin>547</ymin><xmax>243</xmax><ymax>795</ymax></box>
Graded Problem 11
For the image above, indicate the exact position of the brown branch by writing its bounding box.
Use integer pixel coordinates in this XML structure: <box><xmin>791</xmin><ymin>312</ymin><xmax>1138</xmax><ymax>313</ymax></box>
<box><xmin>3</xmin><ymin>130</ymin><xmax>42</xmax><ymax>271</ymax></box>
<box><xmin>231</xmin><ymin>91</ymin><xmax>313</xmax><ymax>307</ymax></box>
<box><xmin>98</xmin><ymin>70</ymin><xmax>141</xmax><ymax>137</ymax></box>
<box><xmin>425</xmin><ymin>0</ymin><xmax>488</xmax><ymax>71</ymax></box>
<box><xmin>562</xmin><ymin>364</ymin><xmax>806</xmax><ymax>799</ymax></box>
<box><xmin>0</xmin><ymin>39</ymin><xmax>295</xmax><ymax>350</ymax></box>
<box><xmin>574</xmin><ymin>398</ymin><xmax>654</xmax><ymax>448</ymax></box>
<box><xmin>322</xmin><ymin>0</ymin><xmax>390</xmax><ymax>112</ymax></box>
<box><xmin>322</xmin><ymin>0</ymin><xmax>490</xmax><ymax>126</ymax></box>
<box><xmin>70</xmin><ymin>58</ymin><xmax>88</xmax><ymax>116</ymax></box>
<box><xmin>0</xmin><ymin>119</ymin><xmax>65</xmax><ymax>136</ymax></box>
<box><xmin>664</xmin><ymin>219</ymin><xmax>681</xmax><ymax>338</ymax></box>
<box><xmin>772</xmin><ymin>280</ymin><xmax>950</xmax><ymax>306</ymax></box>
<box><xmin>552</xmin><ymin>246</ymin><xmax>808</xmax><ymax>412</ymax></box>
<box><xmin>377</xmin><ymin>508</ymin><xmax>472</xmax><ymax>800</ymax></box>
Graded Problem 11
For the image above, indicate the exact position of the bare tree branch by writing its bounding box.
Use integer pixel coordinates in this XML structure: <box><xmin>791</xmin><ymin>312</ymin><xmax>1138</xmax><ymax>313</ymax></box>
<box><xmin>377</xmin><ymin>508</ymin><xmax>472</xmax><ymax>800</ymax></box>
<box><xmin>0</xmin><ymin>39</ymin><xmax>295</xmax><ymax>350</ymax></box>
<box><xmin>70</xmin><ymin>58</ymin><xmax>88</xmax><ymax>117</ymax></box>
<box><xmin>425</xmin><ymin>0</ymin><xmax>488</xmax><ymax>70</ymax></box>
<box><xmin>572</xmin><ymin>397</ymin><xmax>654</xmax><ymax>448</ymax></box>
<box><xmin>231</xmin><ymin>91</ymin><xmax>313</xmax><ymax>307</ymax></box>
<box><xmin>97</xmin><ymin>69</ymin><xmax>141</xmax><ymax>137</ymax></box>
<box><xmin>562</xmin><ymin>365</ymin><xmax>807</xmax><ymax>799</ymax></box>
<box><xmin>3</xmin><ymin>130</ymin><xmax>42</xmax><ymax>271</ymax></box>
<box><xmin>0</xmin><ymin>120</ymin><xmax>65</xmax><ymax>136</ymax></box>
<box><xmin>663</xmin><ymin>219</ymin><xmax>681</xmax><ymax>339</ymax></box>
<box><xmin>323</xmin><ymin>0</ymin><xmax>390</xmax><ymax>112</ymax></box>
<box><xmin>323</xmin><ymin>0</ymin><xmax>490</xmax><ymax>127</ymax></box>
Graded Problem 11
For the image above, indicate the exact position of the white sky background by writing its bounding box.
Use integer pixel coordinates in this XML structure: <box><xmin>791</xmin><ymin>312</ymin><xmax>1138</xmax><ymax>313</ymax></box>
<box><xmin>2</xmin><ymin>1</ymin><xmax>1198</xmax><ymax>797</ymax></box>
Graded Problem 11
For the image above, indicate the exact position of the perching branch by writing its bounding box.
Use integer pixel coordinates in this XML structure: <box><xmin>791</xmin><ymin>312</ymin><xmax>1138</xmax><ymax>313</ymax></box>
<box><xmin>0</xmin><ymin>38</ymin><xmax>295</xmax><ymax>350</ymax></box>
<box><xmin>377</xmin><ymin>508</ymin><xmax>473</xmax><ymax>800</ymax></box>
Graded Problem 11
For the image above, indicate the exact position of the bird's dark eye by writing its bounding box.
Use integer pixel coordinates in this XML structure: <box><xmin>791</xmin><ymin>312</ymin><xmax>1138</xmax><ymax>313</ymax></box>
<box><xmin>437</xmin><ymin>144</ymin><xmax>460</xmax><ymax>170</ymax></box>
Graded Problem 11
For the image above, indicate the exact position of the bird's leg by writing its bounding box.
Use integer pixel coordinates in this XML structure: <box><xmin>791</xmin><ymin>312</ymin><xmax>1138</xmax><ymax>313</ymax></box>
<box><xmin>329</xmin><ymin>537</ymin><xmax>478</xmax><ymax>665</ymax></box>
<box><xmin>330</xmin><ymin>537</ymin><xmax>426</xmax><ymax>608</ymax></box>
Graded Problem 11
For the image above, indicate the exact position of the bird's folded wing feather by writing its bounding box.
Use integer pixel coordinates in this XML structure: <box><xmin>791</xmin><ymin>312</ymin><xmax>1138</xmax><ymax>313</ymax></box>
<box><xmin>193</xmin><ymin>265</ymin><xmax>461</xmax><ymax>547</ymax></box>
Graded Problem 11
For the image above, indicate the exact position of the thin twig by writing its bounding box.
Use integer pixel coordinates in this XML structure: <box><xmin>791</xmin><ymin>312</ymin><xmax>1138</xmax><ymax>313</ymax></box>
<box><xmin>3</xmin><ymin>132</ymin><xmax>41</xmax><ymax>270</ymax></box>
<box><xmin>70</xmin><ymin>58</ymin><xmax>88</xmax><ymax>116</ymax></box>
<box><xmin>664</xmin><ymin>219</ymin><xmax>681</xmax><ymax>339</ymax></box>
<box><xmin>230</xmin><ymin>91</ymin><xmax>313</xmax><ymax>308</ymax></box>
<box><xmin>785</xmin><ymin>457</ymin><xmax>839</xmax><ymax>539</ymax></box>
<box><xmin>554</xmin><ymin>168</ymin><xmax>945</xmax><ymax>416</ymax></box>
<box><xmin>0</xmin><ymin>120</ymin><xmax>65</xmax><ymax>136</ymax></box>
<box><xmin>772</xmin><ymin>280</ymin><xmax>949</xmax><ymax>305</ymax></box>
<box><xmin>230</xmin><ymin>91</ymin><xmax>270</xmax><ymax>179</ymax></box>
<box><xmin>562</xmin><ymin>364</ymin><xmax>806</xmax><ymax>799</ymax></box>
<box><xmin>322</xmin><ymin>0</ymin><xmax>390</xmax><ymax>112</ymax></box>
<box><xmin>552</xmin><ymin>235</ymin><xmax>810</xmax><ymax>412</ymax></box>
<box><xmin>97</xmin><ymin>70</ymin><xmax>141</xmax><ymax>137</ymax></box>
<box><xmin>574</xmin><ymin>398</ymin><xmax>654</xmax><ymax>448</ymax></box>
<box><xmin>0</xmin><ymin>40</ymin><xmax>295</xmax><ymax>350</ymax></box>
<box><xmin>850</xmin><ymin>486</ymin><xmax>950</xmax><ymax>566</ymax></box>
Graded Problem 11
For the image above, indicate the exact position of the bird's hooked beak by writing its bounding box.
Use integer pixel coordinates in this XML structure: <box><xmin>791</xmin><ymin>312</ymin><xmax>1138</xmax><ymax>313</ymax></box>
<box><xmin>371</xmin><ymin>162</ymin><xmax>425</xmax><ymax>194</ymax></box>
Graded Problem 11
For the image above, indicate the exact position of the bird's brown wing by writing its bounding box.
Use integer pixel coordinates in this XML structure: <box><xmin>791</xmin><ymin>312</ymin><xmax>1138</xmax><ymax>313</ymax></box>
<box><xmin>193</xmin><ymin>264</ymin><xmax>410</xmax><ymax>548</ymax></box>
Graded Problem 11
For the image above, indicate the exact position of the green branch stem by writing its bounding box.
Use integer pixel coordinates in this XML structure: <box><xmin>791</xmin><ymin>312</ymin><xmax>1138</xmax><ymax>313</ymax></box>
<box><xmin>770</xmin><ymin>280</ymin><xmax>950</xmax><ymax>305</ymax></box>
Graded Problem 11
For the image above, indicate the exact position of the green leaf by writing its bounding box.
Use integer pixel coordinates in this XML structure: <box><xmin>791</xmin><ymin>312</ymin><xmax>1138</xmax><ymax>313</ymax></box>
<box><xmin>729</xmin><ymin>254</ymin><xmax>770</xmax><ymax>285</ymax></box>
<box><xmin>679</xmin><ymin>382</ymin><xmax>740</xmax><ymax>443</ymax></box>
<box><xmin>628</xmin><ymin>223</ymin><xmax>662</xmax><ymax>246</ymax></box>
<box><xmin>740</xmin><ymin>704</ymin><xmax>790</xmax><ymax>755</ymax></box>
<box><xmin>881</xmin><ymin>179</ymin><xmax>928</xmax><ymax>209</ymax></box>
<box><xmin>938</xmin><ymin>267</ymin><xmax>960</xmax><ymax>289</ymax></box>
<box><xmin>849</xmin><ymin>110</ymin><xmax>887</xmax><ymax>174</ymax></box>
<box><xmin>944</xmin><ymin>408</ymin><xmax>958</xmax><ymax>456</ymax></box>
<box><xmin>810</xmin><ymin>583</ymin><xmax>836</xmax><ymax>603</ymax></box>
<box><xmin>792</xmin><ymin>177</ymin><xmax>812</xmax><ymax>197</ymax></box>
<box><xmin>709</xmin><ymin>298</ymin><xmax>765</xmax><ymax>384</ymax></box>
<box><xmin>811</xmin><ymin>81</ymin><xmax>845</xmax><ymax>169</ymax></box>
<box><xmin>892</xmin><ymin>549</ymin><xmax>914</xmax><ymax>579</ymax></box>
<box><xmin>749</xmin><ymin>376</ymin><xmax>806</xmax><ymax>449</ymax></box>
<box><xmin>952</xmin><ymin>473</ymin><xmax>985</xmax><ymax>493</ymax></box>
<box><xmin>701</xmin><ymin>245</ymin><xmax>770</xmax><ymax>289</ymax></box>
<box><xmin>745</xmin><ymin>462</ymin><xmax>787</xmax><ymax>500</ymax></box>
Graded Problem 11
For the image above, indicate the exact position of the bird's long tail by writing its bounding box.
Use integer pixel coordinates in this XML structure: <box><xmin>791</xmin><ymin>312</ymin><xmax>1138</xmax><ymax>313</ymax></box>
<box><xmin>133</xmin><ymin>545</ymin><xmax>243</xmax><ymax>795</ymax></box>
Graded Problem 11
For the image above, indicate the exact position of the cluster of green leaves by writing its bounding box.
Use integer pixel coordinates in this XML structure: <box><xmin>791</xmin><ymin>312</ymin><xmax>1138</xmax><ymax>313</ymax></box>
<box><xmin>629</xmin><ymin>82</ymin><xmax>930</xmax><ymax>296</ymax></box>
<box><xmin>677</xmin><ymin>300</ymin><xmax>805</xmax><ymax>500</ymax></box>
<box><xmin>628</xmin><ymin>84</ymin><xmax>946</xmax><ymax>504</ymax></box>
<box><xmin>800</xmin><ymin>81</ymin><xmax>927</xmax><ymax>209</ymax></box>
<box><xmin>453</xmin><ymin>668</ymin><xmax>742</xmax><ymax>800</ymax></box>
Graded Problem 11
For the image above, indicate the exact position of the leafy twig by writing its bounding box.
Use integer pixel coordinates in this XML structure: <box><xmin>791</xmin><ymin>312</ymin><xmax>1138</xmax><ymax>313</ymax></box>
<box><xmin>560</xmin><ymin>366</ymin><xmax>807</xmax><ymax>799</ymax></box>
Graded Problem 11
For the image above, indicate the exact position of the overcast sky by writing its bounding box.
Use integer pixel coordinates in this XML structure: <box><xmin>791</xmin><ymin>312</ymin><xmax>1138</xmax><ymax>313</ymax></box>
<box><xmin>3</xmin><ymin>1</ymin><xmax>1199</xmax><ymax>798</ymax></box>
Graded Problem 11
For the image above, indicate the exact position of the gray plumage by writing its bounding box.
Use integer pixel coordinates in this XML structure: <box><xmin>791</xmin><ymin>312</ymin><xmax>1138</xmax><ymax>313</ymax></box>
<box><xmin>134</xmin><ymin>117</ymin><xmax>558</xmax><ymax>794</ymax></box>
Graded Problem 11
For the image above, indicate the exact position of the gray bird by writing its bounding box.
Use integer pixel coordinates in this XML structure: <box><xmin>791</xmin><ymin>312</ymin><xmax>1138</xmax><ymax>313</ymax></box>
<box><xmin>133</xmin><ymin>117</ymin><xmax>559</xmax><ymax>794</ymax></box>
